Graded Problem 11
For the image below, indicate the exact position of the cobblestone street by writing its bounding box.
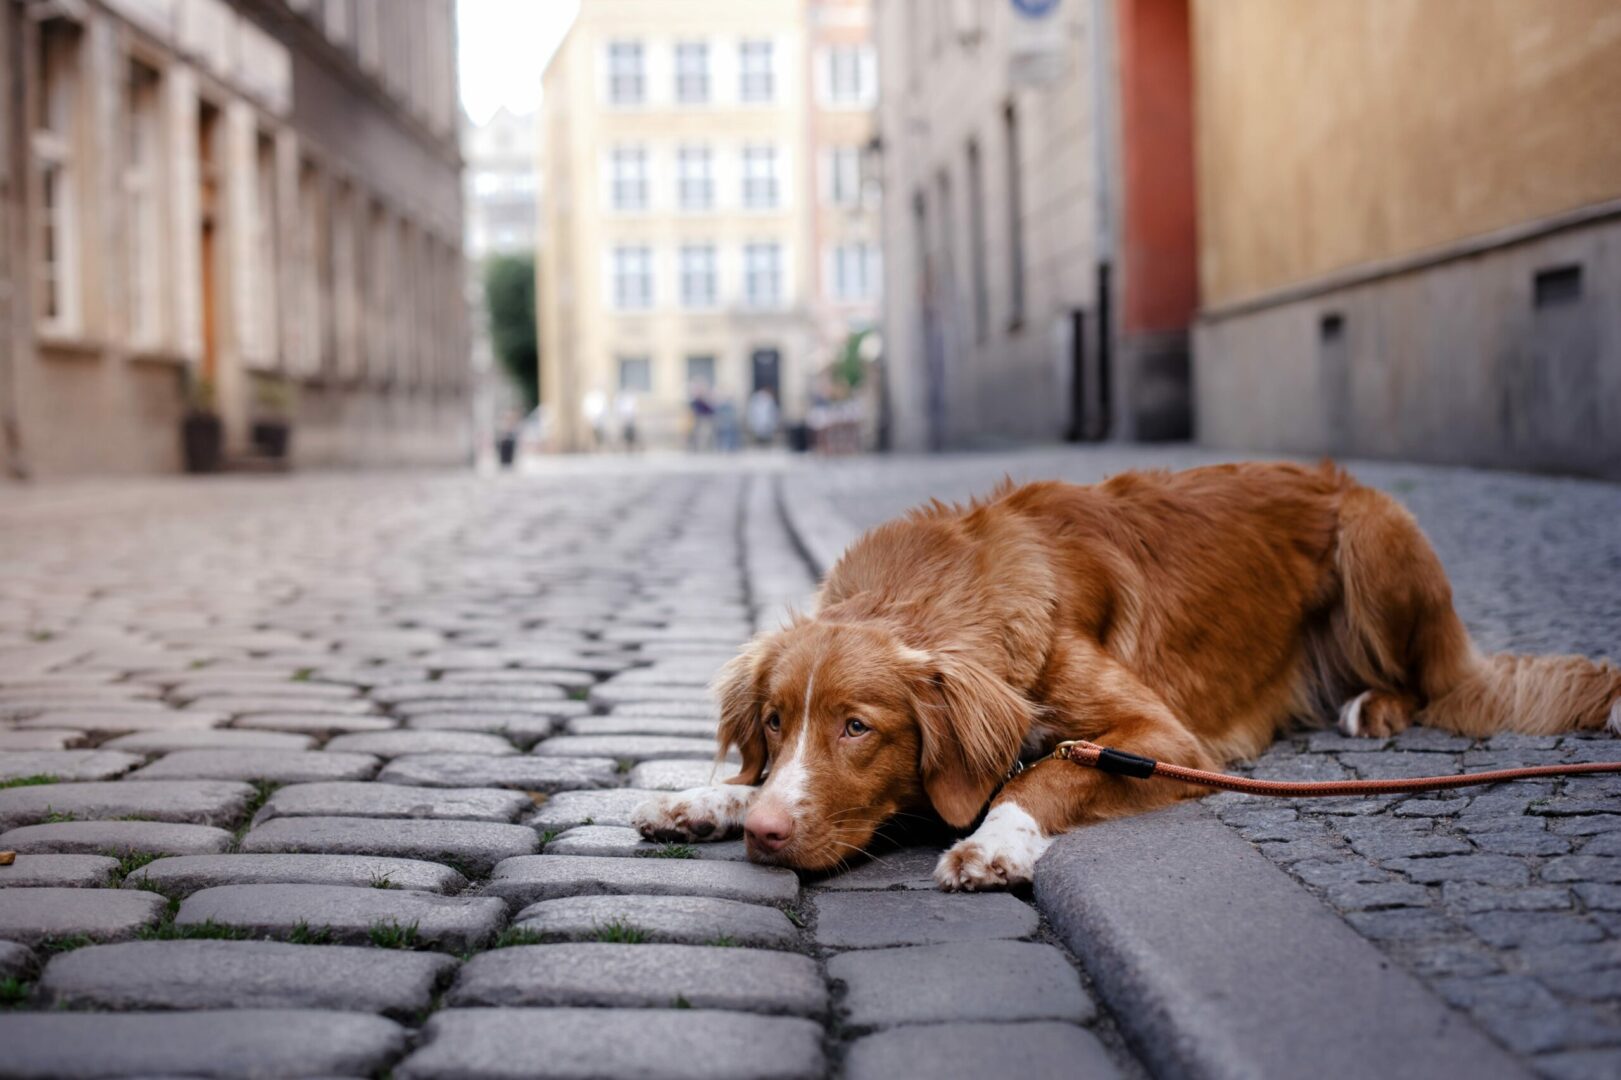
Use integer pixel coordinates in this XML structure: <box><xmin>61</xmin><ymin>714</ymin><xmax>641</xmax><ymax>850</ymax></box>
<box><xmin>1</xmin><ymin>450</ymin><xmax>1618</xmax><ymax>1079</ymax></box>
<box><xmin>0</xmin><ymin>463</ymin><xmax>1138</xmax><ymax>1079</ymax></box>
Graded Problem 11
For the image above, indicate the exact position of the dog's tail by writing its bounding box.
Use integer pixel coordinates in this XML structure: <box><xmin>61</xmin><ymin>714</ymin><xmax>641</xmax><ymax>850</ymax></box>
<box><xmin>1419</xmin><ymin>652</ymin><xmax>1621</xmax><ymax>738</ymax></box>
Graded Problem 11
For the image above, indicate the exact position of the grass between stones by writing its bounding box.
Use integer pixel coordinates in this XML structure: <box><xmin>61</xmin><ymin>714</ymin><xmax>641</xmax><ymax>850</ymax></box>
<box><xmin>291</xmin><ymin>668</ymin><xmax>314</xmax><ymax>682</ymax></box>
<box><xmin>37</xmin><ymin>935</ymin><xmax>95</xmax><ymax>955</ymax></box>
<box><xmin>637</xmin><ymin>844</ymin><xmax>697</xmax><ymax>860</ymax></box>
<box><xmin>707</xmin><ymin>936</ymin><xmax>737</xmax><ymax>947</ymax></box>
<box><xmin>492</xmin><ymin>927</ymin><xmax>547</xmax><ymax>949</ymax></box>
<box><xmin>0</xmin><ymin>977</ymin><xmax>32</xmax><ymax>1007</ymax></box>
<box><xmin>109</xmin><ymin>851</ymin><xmax>160</xmax><ymax>885</ymax></box>
<box><xmin>672</xmin><ymin>994</ymin><xmax>692</xmax><ymax>1009</ymax></box>
<box><xmin>593</xmin><ymin>920</ymin><xmax>649</xmax><ymax>944</ymax></box>
<box><xmin>537</xmin><ymin>829</ymin><xmax>560</xmax><ymax>848</ymax></box>
<box><xmin>369</xmin><ymin>872</ymin><xmax>402</xmax><ymax>890</ymax></box>
<box><xmin>368</xmin><ymin>920</ymin><xmax>422</xmax><ymax>949</ymax></box>
<box><xmin>41</xmin><ymin>811</ymin><xmax>77</xmax><ymax>824</ymax></box>
<box><xmin>783</xmin><ymin>907</ymin><xmax>806</xmax><ymax>928</ymax></box>
<box><xmin>288</xmin><ymin>921</ymin><xmax>335</xmax><ymax>945</ymax></box>
<box><xmin>0</xmin><ymin>775</ymin><xmax>58</xmax><ymax>789</ymax></box>
<box><xmin>138</xmin><ymin>918</ymin><xmax>251</xmax><ymax>942</ymax></box>
<box><xmin>615</xmin><ymin>759</ymin><xmax>634</xmax><ymax>775</ymax></box>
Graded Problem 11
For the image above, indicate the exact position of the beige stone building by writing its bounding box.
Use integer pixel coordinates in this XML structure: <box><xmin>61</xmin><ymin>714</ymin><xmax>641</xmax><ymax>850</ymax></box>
<box><xmin>0</xmin><ymin>0</ymin><xmax>469</xmax><ymax>478</ymax></box>
<box><xmin>539</xmin><ymin>0</ymin><xmax>879</xmax><ymax>450</ymax></box>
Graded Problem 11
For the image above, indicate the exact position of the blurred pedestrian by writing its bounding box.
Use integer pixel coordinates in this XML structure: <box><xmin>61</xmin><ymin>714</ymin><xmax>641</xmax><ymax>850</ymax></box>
<box><xmin>615</xmin><ymin>390</ymin><xmax>639</xmax><ymax>452</ymax></box>
<box><xmin>688</xmin><ymin>383</ymin><xmax>716</xmax><ymax>451</ymax></box>
<box><xmin>582</xmin><ymin>391</ymin><xmax>609</xmax><ymax>450</ymax></box>
<box><xmin>748</xmin><ymin>387</ymin><xmax>779</xmax><ymax>447</ymax></box>
<box><xmin>715</xmin><ymin>398</ymin><xmax>741</xmax><ymax>452</ymax></box>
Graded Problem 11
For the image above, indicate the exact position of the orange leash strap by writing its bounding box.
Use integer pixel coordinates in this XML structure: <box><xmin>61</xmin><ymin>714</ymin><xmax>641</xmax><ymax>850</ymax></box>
<box><xmin>1050</xmin><ymin>739</ymin><xmax>1621</xmax><ymax>797</ymax></box>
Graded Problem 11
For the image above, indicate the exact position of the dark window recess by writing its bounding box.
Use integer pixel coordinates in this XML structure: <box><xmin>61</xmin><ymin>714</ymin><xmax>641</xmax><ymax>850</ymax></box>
<box><xmin>1533</xmin><ymin>265</ymin><xmax>1582</xmax><ymax>308</ymax></box>
<box><xmin>1320</xmin><ymin>312</ymin><xmax>1345</xmax><ymax>342</ymax></box>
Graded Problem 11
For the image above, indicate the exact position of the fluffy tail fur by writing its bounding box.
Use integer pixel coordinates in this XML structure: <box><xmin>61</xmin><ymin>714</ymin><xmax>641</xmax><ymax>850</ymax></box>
<box><xmin>1420</xmin><ymin>651</ymin><xmax>1621</xmax><ymax>738</ymax></box>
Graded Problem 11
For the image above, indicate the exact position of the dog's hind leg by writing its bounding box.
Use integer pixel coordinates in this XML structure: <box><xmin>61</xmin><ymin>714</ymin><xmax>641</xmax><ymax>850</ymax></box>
<box><xmin>1332</xmin><ymin>485</ymin><xmax>1621</xmax><ymax>737</ymax></box>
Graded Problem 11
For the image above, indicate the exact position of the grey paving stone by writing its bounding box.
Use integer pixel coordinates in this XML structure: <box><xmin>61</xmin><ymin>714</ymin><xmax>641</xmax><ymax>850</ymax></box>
<box><xmin>0</xmin><ymin>729</ymin><xmax>87</xmax><ymax>750</ymax></box>
<box><xmin>831</xmin><ymin>940</ymin><xmax>1093</xmax><ymax>1027</ymax></box>
<box><xmin>396</xmin><ymin>1008</ymin><xmax>824</xmax><ymax>1080</ymax></box>
<box><xmin>0</xmin><ymin>779</ymin><xmax>254</xmax><ymax>830</ymax></box>
<box><xmin>187</xmin><ymin>695</ymin><xmax>379</xmax><ymax>716</ymax></box>
<box><xmin>533</xmin><ymin>734</ymin><xmax>720</xmax><ymax>762</ymax></box>
<box><xmin>0</xmin><ymin>750</ymin><xmax>143</xmax><ymax>783</ymax></box>
<box><xmin>260</xmin><ymin>781</ymin><xmax>531</xmax><ymax>822</ymax></box>
<box><xmin>379</xmin><ymin>753</ymin><xmax>618</xmax><ymax>791</ymax></box>
<box><xmin>544</xmin><ymin>825</ymin><xmax>748</xmax><ymax>861</ymax></box>
<box><xmin>1322</xmin><ymin>881</ymin><xmax>1434</xmax><ymax>910</ymax></box>
<box><xmin>240</xmin><ymin>815</ymin><xmax>539</xmax><ymax>875</ymax></box>
<box><xmin>1464</xmin><ymin>911</ymin><xmax>1605</xmax><ymax>949</ymax></box>
<box><xmin>0</xmin><ymin>886</ymin><xmax>167</xmax><ymax>946</ymax></box>
<box><xmin>815</xmin><ymin>891</ymin><xmax>1038</xmax><ymax>949</ymax></box>
<box><xmin>588</xmin><ymin>683</ymin><xmax>715</xmax><ymax>709</ymax></box>
<box><xmin>102</xmin><ymin>728</ymin><xmax>317</xmax><ymax>752</ymax></box>
<box><xmin>126</xmin><ymin>853</ymin><xmax>467</xmax><ymax>895</ymax></box>
<box><xmin>844</xmin><ymin>1022</ymin><xmax>1120</xmax><ymax>1080</ymax></box>
<box><xmin>610</xmin><ymin>701</ymin><xmax>718</xmax><ymax>719</ymax></box>
<box><xmin>565</xmin><ymin>716</ymin><xmax>718</xmax><ymax>739</ymax></box>
<box><xmin>172</xmin><ymin>679</ymin><xmax>360</xmax><ymax>701</ymax></box>
<box><xmin>0</xmin><ymin>854</ymin><xmax>118</xmax><ymax>888</ymax></box>
<box><xmin>1388</xmin><ymin>854</ymin><xmax>1533</xmax><ymax>885</ymax></box>
<box><xmin>0</xmin><ymin>940</ymin><xmax>33</xmax><ymax>979</ymax></box>
<box><xmin>626</xmin><ymin>759</ymin><xmax>736</xmax><ymax>790</ymax></box>
<box><xmin>128</xmin><ymin>748</ymin><xmax>381</xmax><ymax>783</ymax></box>
<box><xmin>0</xmin><ymin>820</ymin><xmax>235</xmax><ymax>856</ymax></box>
<box><xmin>323</xmin><ymin>730</ymin><xmax>518</xmax><ymax>757</ymax></box>
<box><xmin>1543</xmin><ymin>856</ymin><xmax>1621</xmax><ymax>883</ymax></box>
<box><xmin>177</xmin><ymin>884</ymin><xmax>507</xmax><ymax>951</ymax></box>
<box><xmin>394</xmin><ymin>701</ymin><xmax>588</xmax><ymax>723</ymax></box>
<box><xmin>403</xmin><ymin>712</ymin><xmax>563</xmax><ymax>746</ymax></box>
<box><xmin>487</xmin><ymin>855</ymin><xmax>799</xmax><ymax>907</ymax></box>
<box><xmin>39</xmin><ymin>939</ymin><xmax>454</xmax><ymax>1017</ymax></box>
<box><xmin>816</xmin><ymin>846</ymin><xmax>944</xmax><ymax>891</ymax></box>
<box><xmin>529</xmin><ymin>788</ymin><xmax>660</xmax><ymax>830</ymax></box>
<box><xmin>1344</xmin><ymin>909</ymin><xmax>1461</xmax><ymax>942</ymax></box>
<box><xmin>232</xmin><ymin>711</ymin><xmax>398</xmax><ymax>735</ymax></box>
<box><xmin>510</xmin><ymin>894</ymin><xmax>799</xmax><ymax>948</ymax></box>
<box><xmin>0</xmin><ymin>1009</ymin><xmax>405</xmax><ymax>1079</ymax></box>
<box><xmin>16</xmin><ymin>709</ymin><xmax>227</xmax><ymax>733</ymax></box>
<box><xmin>449</xmin><ymin>943</ymin><xmax>824</xmax><ymax>1015</ymax></box>
<box><xmin>1535</xmin><ymin>1048</ymin><xmax>1621</xmax><ymax>1080</ymax></box>
<box><xmin>1346</xmin><ymin>832</ymin><xmax>1474</xmax><ymax>860</ymax></box>
<box><xmin>370</xmin><ymin>682</ymin><xmax>567</xmax><ymax>705</ymax></box>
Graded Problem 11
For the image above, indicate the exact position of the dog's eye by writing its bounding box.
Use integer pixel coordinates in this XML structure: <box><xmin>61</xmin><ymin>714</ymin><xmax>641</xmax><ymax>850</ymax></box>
<box><xmin>844</xmin><ymin>718</ymin><xmax>870</xmax><ymax>737</ymax></box>
<box><xmin>764</xmin><ymin>713</ymin><xmax>781</xmax><ymax>733</ymax></box>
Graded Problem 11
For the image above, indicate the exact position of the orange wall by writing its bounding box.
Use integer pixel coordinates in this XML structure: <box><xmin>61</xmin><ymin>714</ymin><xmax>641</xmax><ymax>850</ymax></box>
<box><xmin>1118</xmin><ymin>0</ymin><xmax>1199</xmax><ymax>335</ymax></box>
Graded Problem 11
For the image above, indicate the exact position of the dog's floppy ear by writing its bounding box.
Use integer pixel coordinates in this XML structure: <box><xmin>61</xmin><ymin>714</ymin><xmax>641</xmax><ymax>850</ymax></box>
<box><xmin>712</xmin><ymin>632</ymin><xmax>782</xmax><ymax>785</ymax></box>
<box><xmin>904</xmin><ymin>649</ymin><xmax>1031</xmax><ymax>828</ymax></box>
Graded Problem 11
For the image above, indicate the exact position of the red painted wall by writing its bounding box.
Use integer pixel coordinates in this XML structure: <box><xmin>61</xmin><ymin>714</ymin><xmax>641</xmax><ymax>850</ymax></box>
<box><xmin>1117</xmin><ymin>0</ymin><xmax>1198</xmax><ymax>335</ymax></box>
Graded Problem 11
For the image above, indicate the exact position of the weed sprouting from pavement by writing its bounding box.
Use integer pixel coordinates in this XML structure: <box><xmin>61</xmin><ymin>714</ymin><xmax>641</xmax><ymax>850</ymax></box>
<box><xmin>671</xmin><ymin>994</ymin><xmax>692</xmax><ymax>1009</ymax></box>
<box><xmin>369</xmin><ymin>872</ymin><xmax>401</xmax><ymax>890</ymax></box>
<box><xmin>493</xmin><ymin>927</ymin><xmax>547</xmax><ymax>949</ymax></box>
<box><xmin>593</xmin><ymin>921</ymin><xmax>649</xmax><ymax>944</ymax></box>
<box><xmin>107</xmin><ymin>851</ymin><xmax>160</xmax><ymax>886</ymax></box>
<box><xmin>36</xmin><ymin>935</ymin><xmax>94</xmax><ymax>955</ymax></box>
<box><xmin>0</xmin><ymin>775</ymin><xmax>57</xmax><ymax>789</ymax></box>
<box><xmin>288</xmin><ymin>921</ymin><xmax>335</xmax><ymax>945</ymax></box>
<box><xmin>41</xmin><ymin>811</ymin><xmax>77</xmax><ymax>824</ymax></box>
<box><xmin>138</xmin><ymin>919</ymin><xmax>250</xmax><ymax>942</ymax></box>
<box><xmin>707</xmin><ymin>936</ymin><xmax>737</xmax><ymax>948</ymax></box>
<box><xmin>783</xmin><ymin>908</ymin><xmax>807</xmax><ymax>928</ymax></box>
<box><xmin>637</xmin><ymin>843</ymin><xmax>697</xmax><ymax>859</ymax></box>
<box><xmin>615</xmin><ymin>759</ymin><xmax>634</xmax><ymax>775</ymax></box>
<box><xmin>0</xmin><ymin>978</ymin><xmax>32</xmax><ymax>1007</ymax></box>
<box><xmin>368</xmin><ymin>920</ymin><xmax>421</xmax><ymax>949</ymax></box>
<box><xmin>538</xmin><ymin>829</ymin><xmax>560</xmax><ymax>848</ymax></box>
<box><xmin>291</xmin><ymin>668</ymin><xmax>314</xmax><ymax>682</ymax></box>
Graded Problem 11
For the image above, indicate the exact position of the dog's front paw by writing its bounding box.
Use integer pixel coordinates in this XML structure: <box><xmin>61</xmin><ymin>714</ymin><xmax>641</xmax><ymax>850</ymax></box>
<box><xmin>934</xmin><ymin>803</ymin><xmax>1053</xmax><ymax>892</ymax></box>
<box><xmin>631</xmin><ymin>786</ymin><xmax>751</xmax><ymax>843</ymax></box>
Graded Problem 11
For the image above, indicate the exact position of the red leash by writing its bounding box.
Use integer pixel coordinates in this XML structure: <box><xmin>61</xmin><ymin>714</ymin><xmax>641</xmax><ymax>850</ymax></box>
<box><xmin>1051</xmin><ymin>739</ymin><xmax>1621</xmax><ymax>797</ymax></box>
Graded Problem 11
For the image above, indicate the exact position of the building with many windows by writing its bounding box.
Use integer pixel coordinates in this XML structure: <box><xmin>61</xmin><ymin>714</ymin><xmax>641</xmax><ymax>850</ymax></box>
<box><xmin>538</xmin><ymin>0</ymin><xmax>880</xmax><ymax>450</ymax></box>
<box><xmin>0</xmin><ymin>0</ymin><xmax>468</xmax><ymax>478</ymax></box>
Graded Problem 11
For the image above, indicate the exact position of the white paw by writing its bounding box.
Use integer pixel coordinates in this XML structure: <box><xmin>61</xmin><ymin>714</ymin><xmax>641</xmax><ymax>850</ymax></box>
<box><xmin>1337</xmin><ymin>690</ymin><xmax>1372</xmax><ymax>736</ymax></box>
<box><xmin>933</xmin><ymin>803</ymin><xmax>1053</xmax><ymax>892</ymax></box>
<box><xmin>631</xmin><ymin>785</ymin><xmax>754</xmax><ymax>843</ymax></box>
<box><xmin>1608</xmin><ymin>698</ymin><xmax>1620</xmax><ymax>736</ymax></box>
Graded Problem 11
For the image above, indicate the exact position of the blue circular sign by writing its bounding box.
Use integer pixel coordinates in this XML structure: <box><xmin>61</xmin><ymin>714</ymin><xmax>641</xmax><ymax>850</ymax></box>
<box><xmin>1012</xmin><ymin>0</ymin><xmax>1061</xmax><ymax>17</ymax></box>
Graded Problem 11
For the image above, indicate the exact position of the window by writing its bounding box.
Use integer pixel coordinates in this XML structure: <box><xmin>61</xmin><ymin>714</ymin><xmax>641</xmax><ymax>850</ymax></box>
<box><xmin>607</xmin><ymin>40</ymin><xmax>644</xmax><ymax>105</ymax></box>
<box><xmin>679</xmin><ymin>244</ymin><xmax>718</xmax><ymax>308</ymax></box>
<box><xmin>1004</xmin><ymin>102</ymin><xmax>1026</xmax><ymax>327</ymax></box>
<box><xmin>830</xmin><ymin>243</ymin><xmax>880</xmax><ymax>303</ymax></box>
<box><xmin>742</xmin><ymin>144</ymin><xmax>779</xmax><ymax>209</ymax></box>
<box><xmin>676</xmin><ymin>144</ymin><xmax>714</xmax><ymax>211</ymax></box>
<box><xmin>472</xmin><ymin>170</ymin><xmax>502</xmax><ymax>196</ymax></box>
<box><xmin>686</xmin><ymin>354</ymin><xmax>716</xmax><ymax>389</ymax></box>
<box><xmin>124</xmin><ymin>59</ymin><xmax>164</xmax><ymax>348</ymax></box>
<box><xmin>966</xmin><ymin>138</ymin><xmax>988</xmax><ymax>343</ymax></box>
<box><xmin>823</xmin><ymin>46</ymin><xmax>874</xmax><ymax>106</ymax></box>
<box><xmin>609</xmin><ymin>144</ymin><xmax>648</xmax><ymax>211</ymax></box>
<box><xmin>251</xmin><ymin>132</ymin><xmax>280</xmax><ymax>365</ymax></box>
<box><xmin>674</xmin><ymin>41</ymin><xmax>709</xmax><ymax>104</ymax></box>
<box><xmin>618</xmin><ymin>355</ymin><xmax>652</xmax><ymax>392</ymax></box>
<box><xmin>825</xmin><ymin>146</ymin><xmax>862</xmax><ymax>207</ymax></box>
<box><xmin>34</xmin><ymin>19</ymin><xmax>82</xmax><ymax>333</ymax></box>
<box><xmin>612</xmin><ymin>245</ymin><xmax>654</xmax><ymax>310</ymax></box>
<box><xmin>739</xmin><ymin>39</ymin><xmax>774</xmax><ymax>102</ymax></box>
<box><xmin>743</xmin><ymin>242</ymin><xmax>782</xmax><ymax>308</ymax></box>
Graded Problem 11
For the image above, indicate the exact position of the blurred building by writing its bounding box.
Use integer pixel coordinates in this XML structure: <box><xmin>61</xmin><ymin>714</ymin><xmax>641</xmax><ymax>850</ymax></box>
<box><xmin>538</xmin><ymin>0</ymin><xmax>880</xmax><ymax>450</ymax></box>
<box><xmin>873</xmin><ymin>0</ymin><xmax>1195</xmax><ymax>451</ymax></box>
<box><xmin>0</xmin><ymin>0</ymin><xmax>468</xmax><ymax>479</ymax></box>
<box><xmin>462</xmin><ymin>106</ymin><xmax>534</xmax><ymax>461</ymax></box>
<box><xmin>1192</xmin><ymin>2</ymin><xmax>1621</xmax><ymax>478</ymax></box>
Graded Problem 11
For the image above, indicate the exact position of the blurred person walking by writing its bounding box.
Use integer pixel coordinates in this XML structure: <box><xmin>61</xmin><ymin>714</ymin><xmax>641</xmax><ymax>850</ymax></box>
<box><xmin>748</xmin><ymin>388</ymin><xmax>779</xmax><ymax>447</ymax></box>
<box><xmin>615</xmin><ymin>391</ymin><xmax>640</xmax><ymax>452</ymax></box>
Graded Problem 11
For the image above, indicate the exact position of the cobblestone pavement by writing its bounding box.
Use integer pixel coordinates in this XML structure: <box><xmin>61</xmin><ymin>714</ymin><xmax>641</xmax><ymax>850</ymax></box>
<box><xmin>800</xmin><ymin>446</ymin><xmax>1621</xmax><ymax>1080</ymax></box>
<box><xmin>0</xmin><ymin>465</ymin><xmax>1143</xmax><ymax>1079</ymax></box>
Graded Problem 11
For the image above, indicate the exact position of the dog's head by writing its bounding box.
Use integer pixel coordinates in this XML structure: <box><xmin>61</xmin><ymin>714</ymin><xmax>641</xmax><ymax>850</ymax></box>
<box><xmin>714</xmin><ymin>617</ymin><xmax>1031</xmax><ymax>870</ymax></box>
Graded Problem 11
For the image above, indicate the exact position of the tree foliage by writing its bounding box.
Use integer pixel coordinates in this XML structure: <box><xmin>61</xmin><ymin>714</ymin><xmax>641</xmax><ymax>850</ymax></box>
<box><xmin>483</xmin><ymin>254</ymin><xmax>539</xmax><ymax>408</ymax></box>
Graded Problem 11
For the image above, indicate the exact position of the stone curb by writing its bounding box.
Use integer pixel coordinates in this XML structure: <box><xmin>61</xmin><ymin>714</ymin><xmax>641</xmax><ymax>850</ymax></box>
<box><xmin>774</xmin><ymin>470</ymin><xmax>861</xmax><ymax>579</ymax></box>
<box><xmin>1035</xmin><ymin>802</ymin><xmax>1532</xmax><ymax>1080</ymax></box>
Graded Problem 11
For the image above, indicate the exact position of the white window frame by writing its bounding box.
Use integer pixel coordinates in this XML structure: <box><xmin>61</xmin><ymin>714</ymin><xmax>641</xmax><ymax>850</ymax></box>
<box><xmin>611</xmin><ymin>245</ymin><xmax>654</xmax><ymax>311</ymax></box>
<box><xmin>738</xmin><ymin>39</ymin><xmax>775</xmax><ymax>103</ymax></box>
<box><xmin>743</xmin><ymin>242</ymin><xmax>782</xmax><ymax>309</ymax></box>
<box><xmin>685</xmin><ymin>354</ymin><xmax>716</xmax><ymax>390</ymax></box>
<box><xmin>606</xmin><ymin>40</ymin><xmax>645</xmax><ymax>105</ymax></box>
<box><xmin>676</xmin><ymin>144</ymin><xmax>714</xmax><ymax>211</ymax></box>
<box><xmin>824</xmin><ymin>145</ymin><xmax>862</xmax><ymax>208</ymax></box>
<box><xmin>679</xmin><ymin>244</ymin><xmax>718</xmax><ymax>309</ymax></box>
<box><xmin>609</xmin><ymin>143</ymin><xmax>649</xmax><ymax>212</ymax></box>
<box><xmin>820</xmin><ymin>45</ymin><xmax>876</xmax><ymax>107</ymax></box>
<box><xmin>124</xmin><ymin>57</ymin><xmax>166</xmax><ymax>349</ymax></box>
<box><xmin>741</xmin><ymin>144</ymin><xmax>779</xmax><ymax>210</ymax></box>
<box><xmin>34</xmin><ymin>20</ymin><xmax>83</xmax><ymax>336</ymax></box>
<box><xmin>674</xmin><ymin>40</ymin><xmax>709</xmax><ymax>104</ymax></box>
<box><xmin>829</xmin><ymin>242</ymin><xmax>881</xmax><ymax>303</ymax></box>
<box><xmin>618</xmin><ymin>354</ymin><xmax>652</xmax><ymax>393</ymax></box>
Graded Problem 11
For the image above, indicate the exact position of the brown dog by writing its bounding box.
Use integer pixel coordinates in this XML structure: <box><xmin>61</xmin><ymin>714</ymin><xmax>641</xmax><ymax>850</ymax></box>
<box><xmin>633</xmin><ymin>463</ymin><xmax>1621</xmax><ymax>889</ymax></box>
